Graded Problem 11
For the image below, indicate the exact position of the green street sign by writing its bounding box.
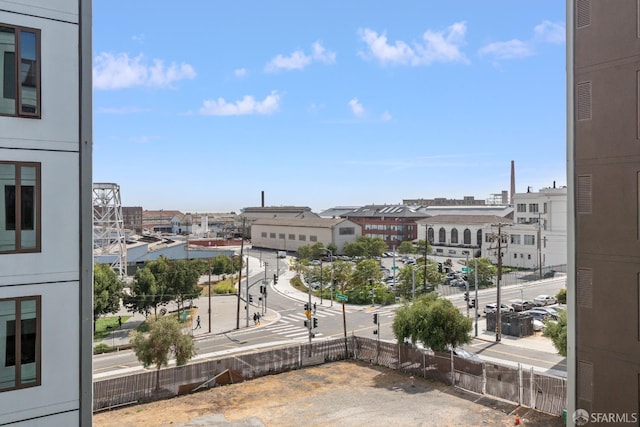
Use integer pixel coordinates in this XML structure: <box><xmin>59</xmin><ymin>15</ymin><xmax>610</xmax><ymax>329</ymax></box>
<box><xmin>461</xmin><ymin>267</ymin><xmax>473</xmax><ymax>273</ymax></box>
<box><xmin>391</xmin><ymin>266</ymin><xmax>399</xmax><ymax>270</ymax></box>
<box><xmin>336</xmin><ymin>293</ymin><xmax>348</xmax><ymax>301</ymax></box>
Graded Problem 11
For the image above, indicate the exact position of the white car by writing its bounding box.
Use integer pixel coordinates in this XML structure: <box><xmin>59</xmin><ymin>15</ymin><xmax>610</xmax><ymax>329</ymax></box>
<box><xmin>533</xmin><ymin>295</ymin><xmax>557</xmax><ymax>306</ymax></box>
<box><xmin>483</xmin><ymin>303</ymin><xmax>514</xmax><ymax>315</ymax></box>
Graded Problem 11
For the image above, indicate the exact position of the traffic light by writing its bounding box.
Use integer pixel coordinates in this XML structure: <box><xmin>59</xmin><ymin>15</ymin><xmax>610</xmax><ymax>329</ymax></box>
<box><xmin>313</xmin><ymin>317</ymin><xmax>318</xmax><ymax>329</ymax></box>
<box><xmin>304</xmin><ymin>320</ymin><xmax>308</xmax><ymax>328</ymax></box>
<box><xmin>464</xmin><ymin>292</ymin><xmax>469</xmax><ymax>302</ymax></box>
<box><xmin>249</xmin><ymin>294</ymin><xmax>253</xmax><ymax>303</ymax></box>
<box><xmin>304</xmin><ymin>303</ymin><xmax>309</xmax><ymax>311</ymax></box>
<box><xmin>373</xmin><ymin>313</ymin><xmax>378</xmax><ymax>325</ymax></box>
<box><xmin>260</xmin><ymin>285</ymin><xmax>265</xmax><ymax>294</ymax></box>
<box><xmin>373</xmin><ymin>329</ymin><xmax>378</xmax><ymax>335</ymax></box>
<box><xmin>273</xmin><ymin>274</ymin><xmax>278</xmax><ymax>284</ymax></box>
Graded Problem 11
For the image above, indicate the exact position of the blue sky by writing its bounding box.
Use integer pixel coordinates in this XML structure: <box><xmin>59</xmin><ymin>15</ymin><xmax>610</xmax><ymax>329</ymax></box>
<box><xmin>93</xmin><ymin>1</ymin><xmax>566</xmax><ymax>213</ymax></box>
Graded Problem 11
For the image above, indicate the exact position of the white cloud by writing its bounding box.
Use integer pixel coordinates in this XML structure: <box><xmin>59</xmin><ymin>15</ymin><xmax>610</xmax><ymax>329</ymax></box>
<box><xmin>265</xmin><ymin>41</ymin><xmax>336</xmax><ymax>72</ymax></box>
<box><xmin>534</xmin><ymin>21</ymin><xmax>565</xmax><ymax>44</ymax></box>
<box><xmin>131</xmin><ymin>34</ymin><xmax>145</xmax><ymax>44</ymax></box>
<box><xmin>349</xmin><ymin>98</ymin><xmax>365</xmax><ymax>118</ymax></box>
<box><xmin>199</xmin><ymin>90</ymin><xmax>281</xmax><ymax>116</ymax></box>
<box><xmin>234</xmin><ymin>68</ymin><xmax>248</xmax><ymax>78</ymax></box>
<box><xmin>311</xmin><ymin>41</ymin><xmax>336</xmax><ymax>64</ymax></box>
<box><xmin>380</xmin><ymin>111</ymin><xmax>392</xmax><ymax>122</ymax></box>
<box><xmin>478</xmin><ymin>20</ymin><xmax>565</xmax><ymax>62</ymax></box>
<box><xmin>93</xmin><ymin>52</ymin><xmax>196</xmax><ymax>90</ymax></box>
<box><xmin>129</xmin><ymin>135</ymin><xmax>159</xmax><ymax>144</ymax></box>
<box><xmin>358</xmin><ymin>22</ymin><xmax>469</xmax><ymax>66</ymax></box>
<box><xmin>478</xmin><ymin>39</ymin><xmax>533</xmax><ymax>59</ymax></box>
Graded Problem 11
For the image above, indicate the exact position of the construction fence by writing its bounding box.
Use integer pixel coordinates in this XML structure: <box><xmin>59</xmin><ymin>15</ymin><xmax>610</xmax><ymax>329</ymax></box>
<box><xmin>93</xmin><ymin>336</ymin><xmax>566</xmax><ymax>416</ymax></box>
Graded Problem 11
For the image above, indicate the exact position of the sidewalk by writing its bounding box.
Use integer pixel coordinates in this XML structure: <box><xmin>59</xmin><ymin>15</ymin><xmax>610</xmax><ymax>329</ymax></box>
<box><xmin>95</xmin><ymin>254</ymin><xmax>277</xmax><ymax>349</ymax></box>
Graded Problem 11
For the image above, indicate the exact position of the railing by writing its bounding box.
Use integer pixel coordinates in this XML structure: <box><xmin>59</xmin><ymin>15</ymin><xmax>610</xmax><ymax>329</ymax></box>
<box><xmin>93</xmin><ymin>336</ymin><xmax>566</xmax><ymax>417</ymax></box>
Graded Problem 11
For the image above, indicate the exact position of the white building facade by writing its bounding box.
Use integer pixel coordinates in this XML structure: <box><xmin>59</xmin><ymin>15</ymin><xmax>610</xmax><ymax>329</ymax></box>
<box><xmin>0</xmin><ymin>1</ymin><xmax>93</xmax><ymax>425</ymax></box>
<box><xmin>482</xmin><ymin>187</ymin><xmax>567</xmax><ymax>270</ymax></box>
<box><xmin>251</xmin><ymin>218</ymin><xmax>362</xmax><ymax>254</ymax></box>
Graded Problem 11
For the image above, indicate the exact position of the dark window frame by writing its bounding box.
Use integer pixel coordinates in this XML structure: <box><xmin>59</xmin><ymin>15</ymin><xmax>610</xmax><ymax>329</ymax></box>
<box><xmin>1</xmin><ymin>295</ymin><xmax>41</xmax><ymax>392</ymax></box>
<box><xmin>0</xmin><ymin>161</ymin><xmax>41</xmax><ymax>253</ymax></box>
<box><xmin>0</xmin><ymin>24</ymin><xmax>41</xmax><ymax>118</ymax></box>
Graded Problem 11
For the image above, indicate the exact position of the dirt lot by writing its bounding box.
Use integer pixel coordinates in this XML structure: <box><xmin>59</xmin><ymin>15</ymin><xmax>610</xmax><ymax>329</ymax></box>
<box><xmin>93</xmin><ymin>361</ymin><xmax>563</xmax><ymax>427</ymax></box>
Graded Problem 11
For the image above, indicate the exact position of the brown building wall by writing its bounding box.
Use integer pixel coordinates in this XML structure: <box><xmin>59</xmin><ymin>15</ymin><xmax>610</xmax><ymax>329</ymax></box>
<box><xmin>574</xmin><ymin>0</ymin><xmax>640</xmax><ymax>417</ymax></box>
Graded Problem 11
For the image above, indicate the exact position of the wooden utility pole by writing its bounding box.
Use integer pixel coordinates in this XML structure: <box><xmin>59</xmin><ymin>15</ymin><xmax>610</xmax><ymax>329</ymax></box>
<box><xmin>489</xmin><ymin>223</ymin><xmax>510</xmax><ymax>342</ymax></box>
<box><xmin>235</xmin><ymin>217</ymin><xmax>246</xmax><ymax>330</ymax></box>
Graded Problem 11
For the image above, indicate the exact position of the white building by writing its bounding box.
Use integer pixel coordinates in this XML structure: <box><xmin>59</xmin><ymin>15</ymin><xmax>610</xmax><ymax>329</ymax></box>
<box><xmin>0</xmin><ymin>1</ymin><xmax>93</xmax><ymax>425</ymax></box>
<box><xmin>482</xmin><ymin>186</ymin><xmax>567</xmax><ymax>270</ymax></box>
<box><xmin>251</xmin><ymin>217</ymin><xmax>362</xmax><ymax>254</ymax></box>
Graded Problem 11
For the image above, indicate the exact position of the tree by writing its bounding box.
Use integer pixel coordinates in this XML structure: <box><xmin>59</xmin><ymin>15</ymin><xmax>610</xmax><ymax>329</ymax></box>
<box><xmin>93</xmin><ymin>263</ymin><xmax>124</xmax><ymax>328</ymax></box>
<box><xmin>397</xmin><ymin>241</ymin><xmax>416</xmax><ymax>255</ymax></box>
<box><xmin>130</xmin><ymin>315</ymin><xmax>196</xmax><ymax>390</ymax></box>
<box><xmin>124</xmin><ymin>266</ymin><xmax>166</xmax><ymax>319</ymax></box>
<box><xmin>392</xmin><ymin>294</ymin><xmax>472</xmax><ymax>352</ymax></box>
<box><xmin>310</xmin><ymin>242</ymin><xmax>327</xmax><ymax>260</ymax></box>
<box><xmin>342</xmin><ymin>241</ymin><xmax>365</xmax><ymax>258</ymax></box>
<box><xmin>543</xmin><ymin>310</ymin><xmax>567</xmax><ymax>356</ymax></box>
<box><xmin>556</xmin><ymin>288</ymin><xmax>567</xmax><ymax>304</ymax></box>
<box><xmin>210</xmin><ymin>255</ymin><xmax>233</xmax><ymax>276</ymax></box>
<box><xmin>164</xmin><ymin>260</ymin><xmax>203</xmax><ymax>317</ymax></box>
<box><xmin>395</xmin><ymin>261</ymin><xmax>442</xmax><ymax>299</ymax></box>
<box><xmin>327</xmin><ymin>242</ymin><xmax>338</xmax><ymax>256</ymax></box>
<box><xmin>297</xmin><ymin>245</ymin><xmax>313</xmax><ymax>261</ymax></box>
<box><xmin>465</xmin><ymin>257</ymin><xmax>497</xmax><ymax>288</ymax></box>
<box><xmin>358</xmin><ymin>236</ymin><xmax>387</xmax><ymax>258</ymax></box>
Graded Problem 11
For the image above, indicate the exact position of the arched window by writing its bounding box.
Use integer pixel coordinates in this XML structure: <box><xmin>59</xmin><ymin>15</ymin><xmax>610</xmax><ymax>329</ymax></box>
<box><xmin>464</xmin><ymin>228</ymin><xmax>471</xmax><ymax>245</ymax></box>
<box><xmin>477</xmin><ymin>229</ymin><xmax>483</xmax><ymax>246</ymax></box>
<box><xmin>439</xmin><ymin>227</ymin><xmax>446</xmax><ymax>243</ymax></box>
<box><xmin>451</xmin><ymin>228</ymin><xmax>458</xmax><ymax>244</ymax></box>
<box><xmin>427</xmin><ymin>227</ymin><xmax>434</xmax><ymax>243</ymax></box>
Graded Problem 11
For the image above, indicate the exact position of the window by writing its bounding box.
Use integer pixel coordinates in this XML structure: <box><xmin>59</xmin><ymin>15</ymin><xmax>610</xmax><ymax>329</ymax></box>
<box><xmin>0</xmin><ymin>25</ymin><xmax>40</xmax><ymax>117</ymax></box>
<box><xmin>288</xmin><ymin>234</ymin><xmax>295</xmax><ymax>240</ymax></box>
<box><xmin>339</xmin><ymin>227</ymin><xmax>354</xmax><ymax>235</ymax></box>
<box><xmin>463</xmin><ymin>229</ymin><xmax>471</xmax><ymax>245</ymax></box>
<box><xmin>298</xmin><ymin>234</ymin><xmax>306</xmax><ymax>241</ymax></box>
<box><xmin>278</xmin><ymin>233</ymin><xmax>285</xmax><ymax>239</ymax></box>
<box><xmin>0</xmin><ymin>296</ymin><xmax>40</xmax><ymax>391</ymax></box>
<box><xmin>517</xmin><ymin>218</ymin><xmax>527</xmax><ymax>224</ymax></box>
<box><xmin>511</xmin><ymin>234</ymin><xmax>521</xmax><ymax>245</ymax></box>
<box><xmin>438</xmin><ymin>227</ymin><xmax>446</xmax><ymax>243</ymax></box>
<box><xmin>0</xmin><ymin>162</ymin><xmax>40</xmax><ymax>253</ymax></box>
<box><xmin>261</xmin><ymin>232</ymin><xmax>267</xmax><ymax>238</ymax></box>
<box><xmin>309</xmin><ymin>235</ymin><xmax>317</xmax><ymax>242</ymax></box>
<box><xmin>529</xmin><ymin>203</ymin><xmax>539</xmax><ymax>213</ymax></box>
<box><xmin>517</xmin><ymin>203</ymin><xmax>526</xmax><ymax>212</ymax></box>
<box><xmin>450</xmin><ymin>228</ymin><xmax>458</xmax><ymax>244</ymax></box>
<box><xmin>524</xmin><ymin>235</ymin><xmax>535</xmax><ymax>245</ymax></box>
<box><xmin>514</xmin><ymin>253</ymin><xmax>517</xmax><ymax>259</ymax></box>
<box><xmin>477</xmin><ymin>229</ymin><xmax>482</xmax><ymax>246</ymax></box>
<box><xmin>269</xmin><ymin>232</ymin><xmax>276</xmax><ymax>239</ymax></box>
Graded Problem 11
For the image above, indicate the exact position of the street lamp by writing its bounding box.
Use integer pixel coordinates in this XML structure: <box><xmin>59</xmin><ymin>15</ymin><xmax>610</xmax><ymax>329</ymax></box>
<box><xmin>325</xmin><ymin>249</ymin><xmax>334</xmax><ymax>307</ymax></box>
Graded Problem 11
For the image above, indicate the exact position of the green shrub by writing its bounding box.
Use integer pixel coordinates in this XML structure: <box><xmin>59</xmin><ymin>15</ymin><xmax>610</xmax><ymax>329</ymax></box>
<box><xmin>93</xmin><ymin>343</ymin><xmax>111</xmax><ymax>354</ymax></box>
<box><xmin>556</xmin><ymin>288</ymin><xmax>567</xmax><ymax>304</ymax></box>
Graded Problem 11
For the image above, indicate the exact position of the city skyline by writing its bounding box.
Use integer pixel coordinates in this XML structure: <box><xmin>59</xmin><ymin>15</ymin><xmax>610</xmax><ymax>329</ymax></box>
<box><xmin>93</xmin><ymin>2</ymin><xmax>566</xmax><ymax>213</ymax></box>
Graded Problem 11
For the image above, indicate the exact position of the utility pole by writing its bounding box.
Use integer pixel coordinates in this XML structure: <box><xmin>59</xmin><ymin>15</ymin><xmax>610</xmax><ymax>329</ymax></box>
<box><xmin>465</xmin><ymin>252</ymin><xmax>470</xmax><ymax>319</ymax></box>
<box><xmin>208</xmin><ymin>258</ymin><xmax>212</xmax><ymax>333</ymax></box>
<box><xmin>263</xmin><ymin>262</ymin><xmax>268</xmax><ymax>315</ymax></box>
<box><xmin>245</xmin><ymin>257</ymin><xmax>249</xmax><ymax>327</ymax></box>
<box><xmin>474</xmin><ymin>257</ymin><xmax>479</xmax><ymax>337</ymax></box>
<box><xmin>235</xmin><ymin>217</ymin><xmax>246</xmax><ymax>330</ymax></box>
<box><xmin>489</xmin><ymin>222</ymin><xmax>510</xmax><ymax>342</ymax></box>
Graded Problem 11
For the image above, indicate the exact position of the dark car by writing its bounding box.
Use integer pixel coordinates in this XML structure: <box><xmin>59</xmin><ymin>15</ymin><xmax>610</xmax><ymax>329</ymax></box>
<box><xmin>510</xmin><ymin>299</ymin><xmax>538</xmax><ymax>312</ymax></box>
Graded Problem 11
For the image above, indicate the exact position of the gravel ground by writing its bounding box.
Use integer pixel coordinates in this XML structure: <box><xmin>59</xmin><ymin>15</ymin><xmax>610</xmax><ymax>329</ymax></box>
<box><xmin>93</xmin><ymin>361</ymin><xmax>563</xmax><ymax>427</ymax></box>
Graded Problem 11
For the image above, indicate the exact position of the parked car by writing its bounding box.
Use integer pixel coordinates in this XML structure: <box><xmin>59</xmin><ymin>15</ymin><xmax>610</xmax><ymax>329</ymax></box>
<box><xmin>309</xmin><ymin>260</ymin><xmax>321</xmax><ymax>266</ymax></box>
<box><xmin>452</xmin><ymin>347</ymin><xmax>482</xmax><ymax>362</ymax></box>
<box><xmin>529</xmin><ymin>307</ymin><xmax>558</xmax><ymax>320</ymax></box>
<box><xmin>484</xmin><ymin>303</ymin><xmax>514</xmax><ymax>315</ymax></box>
<box><xmin>510</xmin><ymin>299</ymin><xmax>538</xmax><ymax>312</ymax></box>
<box><xmin>450</xmin><ymin>279</ymin><xmax>467</xmax><ymax>288</ymax></box>
<box><xmin>534</xmin><ymin>295</ymin><xmax>558</xmax><ymax>306</ymax></box>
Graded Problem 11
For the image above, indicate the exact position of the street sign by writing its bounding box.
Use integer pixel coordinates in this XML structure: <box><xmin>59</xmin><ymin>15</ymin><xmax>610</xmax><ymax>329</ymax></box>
<box><xmin>391</xmin><ymin>266</ymin><xmax>399</xmax><ymax>270</ymax></box>
<box><xmin>461</xmin><ymin>267</ymin><xmax>473</xmax><ymax>273</ymax></box>
<box><xmin>336</xmin><ymin>293</ymin><xmax>348</xmax><ymax>302</ymax></box>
